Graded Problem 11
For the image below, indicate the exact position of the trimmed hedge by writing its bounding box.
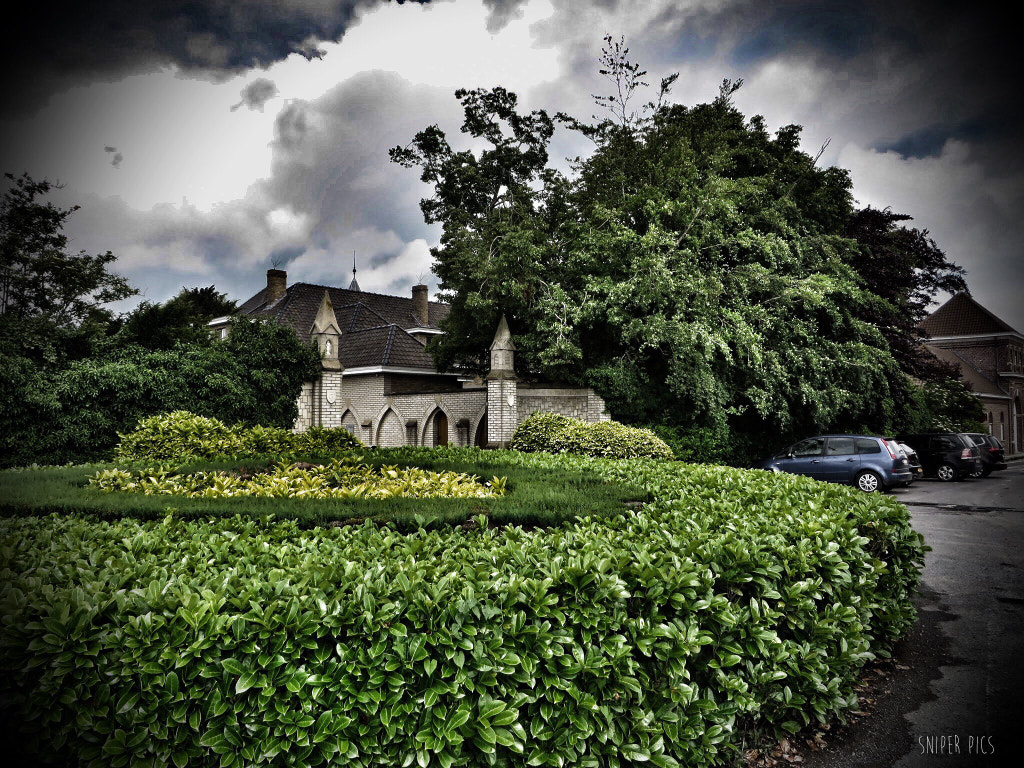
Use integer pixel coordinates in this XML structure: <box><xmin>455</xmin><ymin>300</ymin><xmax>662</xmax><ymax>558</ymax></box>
<box><xmin>0</xmin><ymin>451</ymin><xmax>923</xmax><ymax>767</ymax></box>
<box><xmin>510</xmin><ymin>412</ymin><xmax>674</xmax><ymax>460</ymax></box>
<box><xmin>113</xmin><ymin>411</ymin><xmax>363</xmax><ymax>463</ymax></box>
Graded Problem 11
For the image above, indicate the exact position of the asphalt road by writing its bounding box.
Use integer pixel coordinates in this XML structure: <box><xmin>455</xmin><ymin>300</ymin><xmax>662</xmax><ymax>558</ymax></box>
<box><xmin>802</xmin><ymin>461</ymin><xmax>1024</xmax><ymax>767</ymax></box>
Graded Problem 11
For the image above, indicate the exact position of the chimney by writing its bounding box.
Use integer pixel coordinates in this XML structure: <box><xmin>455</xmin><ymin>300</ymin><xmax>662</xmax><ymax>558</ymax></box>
<box><xmin>266</xmin><ymin>269</ymin><xmax>287</xmax><ymax>304</ymax></box>
<box><xmin>412</xmin><ymin>284</ymin><xmax>429</xmax><ymax>326</ymax></box>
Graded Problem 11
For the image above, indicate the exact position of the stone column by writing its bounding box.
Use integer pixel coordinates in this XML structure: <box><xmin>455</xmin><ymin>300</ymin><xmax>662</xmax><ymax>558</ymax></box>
<box><xmin>486</xmin><ymin>315</ymin><xmax>517</xmax><ymax>447</ymax></box>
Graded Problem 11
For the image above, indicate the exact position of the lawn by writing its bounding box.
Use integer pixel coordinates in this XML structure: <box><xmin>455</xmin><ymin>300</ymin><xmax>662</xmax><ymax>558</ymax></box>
<box><xmin>0</xmin><ymin>447</ymin><xmax>649</xmax><ymax>531</ymax></box>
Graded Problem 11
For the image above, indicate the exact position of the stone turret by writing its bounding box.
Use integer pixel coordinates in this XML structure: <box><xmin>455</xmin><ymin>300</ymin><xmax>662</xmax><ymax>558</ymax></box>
<box><xmin>486</xmin><ymin>315</ymin><xmax>517</xmax><ymax>447</ymax></box>
<box><xmin>310</xmin><ymin>290</ymin><xmax>342</xmax><ymax>371</ymax></box>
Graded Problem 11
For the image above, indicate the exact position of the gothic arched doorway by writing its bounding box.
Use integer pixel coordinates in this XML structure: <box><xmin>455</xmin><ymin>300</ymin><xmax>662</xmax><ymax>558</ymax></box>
<box><xmin>474</xmin><ymin>415</ymin><xmax>487</xmax><ymax>448</ymax></box>
<box><xmin>433</xmin><ymin>411</ymin><xmax>449</xmax><ymax>447</ymax></box>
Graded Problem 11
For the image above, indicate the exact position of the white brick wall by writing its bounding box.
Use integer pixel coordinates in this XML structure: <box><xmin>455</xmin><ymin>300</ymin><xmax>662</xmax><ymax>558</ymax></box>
<box><xmin>294</xmin><ymin>371</ymin><xmax>607</xmax><ymax>445</ymax></box>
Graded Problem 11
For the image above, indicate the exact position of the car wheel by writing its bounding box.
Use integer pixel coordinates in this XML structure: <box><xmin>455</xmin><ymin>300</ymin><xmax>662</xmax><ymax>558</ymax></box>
<box><xmin>856</xmin><ymin>471</ymin><xmax>882</xmax><ymax>493</ymax></box>
<box><xmin>936</xmin><ymin>463</ymin><xmax>958</xmax><ymax>482</ymax></box>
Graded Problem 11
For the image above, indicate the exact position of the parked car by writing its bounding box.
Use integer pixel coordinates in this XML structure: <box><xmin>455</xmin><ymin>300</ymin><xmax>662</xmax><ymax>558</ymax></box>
<box><xmin>754</xmin><ymin>435</ymin><xmax>913</xmax><ymax>492</ymax></box>
<box><xmin>897</xmin><ymin>441</ymin><xmax>924</xmax><ymax>483</ymax></box>
<box><xmin>964</xmin><ymin>433</ymin><xmax>1008</xmax><ymax>477</ymax></box>
<box><xmin>895</xmin><ymin>433</ymin><xmax>983</xmax><ymax>482</ymax></box>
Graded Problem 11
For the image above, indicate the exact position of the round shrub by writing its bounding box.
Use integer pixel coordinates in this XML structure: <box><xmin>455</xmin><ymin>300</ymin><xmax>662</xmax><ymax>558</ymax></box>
<box><xmin>510</xmin><ymin>411</ymin><xmax>673</xmax><ymax>459</ymax></box>
<box><xmin>507</xmin><ymin>411</ymin><xmax>573</xmax><ymax>453</ymax></box>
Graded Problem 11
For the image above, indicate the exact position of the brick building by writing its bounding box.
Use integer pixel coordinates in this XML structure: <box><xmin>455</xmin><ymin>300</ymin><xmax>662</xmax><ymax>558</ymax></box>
<box><xmin>920</xmin><ymin>293</ymin><xmax>1024</xmax><ymax>455</ymax></box>
<box><xmin>210</xmin><ymin>269</ymin><xmax>609</xmax><ymax>447</ymax></box>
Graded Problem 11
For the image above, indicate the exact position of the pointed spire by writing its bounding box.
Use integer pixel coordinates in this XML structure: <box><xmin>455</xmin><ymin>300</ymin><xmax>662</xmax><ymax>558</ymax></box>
<box><xmin>487</xmin><ymin>314</ymin><xmax>516</xmax><ymax>378</ymax></box>
<box><xmin>348</xmin><ymin>251</ymin><xmax>361</xmax><ymax>292</ymax></box>
<box><xmin>312</xmin><ymin>290</ymin><xmax>342</xmax><ymax>370</ymax></box>
<box><xmin>490</xmin><ymin>314</ymin><xmax>516</xmax><ymax>351</ymax></box>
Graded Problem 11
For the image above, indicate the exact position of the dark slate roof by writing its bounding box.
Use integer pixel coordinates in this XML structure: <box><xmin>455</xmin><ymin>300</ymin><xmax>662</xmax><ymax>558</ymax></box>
<box><xmin>340</xmin><ymin>325</ymin><xmax>437</xmax><ymax>369</ymax></box>
<box><xmin>920</xmin><ymin>293</ymin><xmax>1017</xmax><ymax>337</ymax></box>
<box><xmin>237</xmin><ymin>281</ymin><xmax>449</xmax><ymax>372</ymax></box>
<box><xmin>241</xmin><ymin>282</ymin><xmax>449</xmax><ymax>336</ymax></box>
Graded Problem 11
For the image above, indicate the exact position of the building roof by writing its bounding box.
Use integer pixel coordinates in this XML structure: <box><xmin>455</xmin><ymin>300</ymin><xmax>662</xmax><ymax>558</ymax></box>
<box><xmin>236</xmin><ymin>279</ymin><xmax>450</xmax><ymax>374</ymax></box>
<box><xmin>920</xmin><ymin>292</ymin><xmax>1017</xmax><ymax>337</ymax></box>
<box><xmin>340</xmin><ymin>325</ymin><xmax>438</xmax><ymax>369</ymax></box>
<box><xmin>240</xmin><ymin>282</ymin><xmax>449</xmax><ymax>338</ymax></box>
<box><xmin>927</xmin><ymin>346</ymin><xmax>1005</xmax><ymax>396</ymax></box>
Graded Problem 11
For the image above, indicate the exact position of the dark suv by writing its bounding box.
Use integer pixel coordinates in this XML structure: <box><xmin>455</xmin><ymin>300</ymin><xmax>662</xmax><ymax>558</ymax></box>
<box><xmin>896</xmin><ymin>433</ymin><xmax>983</xmax><ymax>482</ymax></box>
<box><xmin>964</xmin><ymin>433</ymin><xmax>1008</xmax><ymax>477</ymax></box>
<box><xmin>754</xmin><ymin>435</ymin><xmax>913</xmax><ymax>492</ymax></box>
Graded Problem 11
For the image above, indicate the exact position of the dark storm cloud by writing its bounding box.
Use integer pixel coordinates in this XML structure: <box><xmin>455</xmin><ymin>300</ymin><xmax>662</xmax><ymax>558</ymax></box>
<box><xmin>104</xmin><ymin>146</ymin><xmax>123</xmax><ymax>168</ymax></box>
<box><xmin>230</xmin><ymin>78</ymin><xmax>280</xmax><ymax>112</ymax></box>
<box><xmin>481</xmin><ymin>0</ymin><xmax>529</xmax><ymax>33</ymax></box>
<box><xmin>0</xmin><ymin>0</ymin><xmax>430</xmax><ymax>116</ymax></box>
<box><xmin>263</xmin><ymin>69</ymin><xmax>459</xmax><ymax>246</ymax></box>
<box><xmin>688</xmin><ymin>0</ymin><xmax>1020</xmax><ymax>165</ymax></box>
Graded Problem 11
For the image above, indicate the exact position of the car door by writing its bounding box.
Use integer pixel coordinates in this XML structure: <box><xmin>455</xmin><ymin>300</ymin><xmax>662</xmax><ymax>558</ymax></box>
<box><xmin>820</xmin><ymin>437</ymin><xmax>860</xmax><ymax>481</ymax></box>
<box><xmin>780</xmin><ymin>437</ymin><xmax>827</xmax><ymax>478</ymax></box>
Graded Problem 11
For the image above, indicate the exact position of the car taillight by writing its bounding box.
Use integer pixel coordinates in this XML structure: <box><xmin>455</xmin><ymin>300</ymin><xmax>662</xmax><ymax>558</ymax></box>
<box><xmin>988</xmin><ymin>447</ymin><xmax>1000</xmax><ymax>452</ymax></box>
<box><xmin>961</xmin><ymin>448</ymin><xmax>972</xmax><ymax>459</ymax></box>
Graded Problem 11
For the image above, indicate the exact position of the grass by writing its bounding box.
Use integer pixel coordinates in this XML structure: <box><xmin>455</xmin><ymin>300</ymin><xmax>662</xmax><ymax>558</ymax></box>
<box><xmin>0</xmin><ymin>447</ymin><xmax>649</xmax><ymax>532</ymax></box>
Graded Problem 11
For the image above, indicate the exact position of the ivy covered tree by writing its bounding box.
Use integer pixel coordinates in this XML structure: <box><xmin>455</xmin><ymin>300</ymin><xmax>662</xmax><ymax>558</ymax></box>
<box><xmin>393</xmin><ymin>46</ymin><xmax>939</xmax><ymax>455</ymax></box>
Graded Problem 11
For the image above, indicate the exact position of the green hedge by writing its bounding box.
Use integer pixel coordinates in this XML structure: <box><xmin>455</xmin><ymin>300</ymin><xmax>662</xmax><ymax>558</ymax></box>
<box><xmin>113</xmin><ymin>411</ymin><xmax>363</xmax><ymax>463</ymax></box>
<box><xmin>0</xmin><ymin>451</ymin><xmax>923</xmax><ymax>767</ymax></box>
<box><xmin>510</xmin><ymin>413</ymin><xmax>674</xmax><ymax>460</ymax></box>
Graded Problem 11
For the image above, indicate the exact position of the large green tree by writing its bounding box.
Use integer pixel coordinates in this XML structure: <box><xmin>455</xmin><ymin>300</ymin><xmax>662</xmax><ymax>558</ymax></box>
<box><xmin>0</xmin><ymin>174</ymin><xmax>320</xmax><ymax>466</ymax></box>
<box><xmin>1</xmin><ymin>173</ymin><xmax>136</xmax><ymax>326</ymax></box>
<box><xmin>393</xmin><ymin>56</ymin><xmax>912</xmax><ymax>451</ymax></box>
<box><xmin>842</xmin><ymin>206</ymin><xmax>967</xmax><ymax>380</ymax></box>
<box><xmin>1</xmin><ymin>317</ymin><xmax>321</xmax><ymax>467</ymax></box>
<box><xmin>113</xmin><ymin>285</ymin><xmax>238</xmax><ymax>351</ymax></box>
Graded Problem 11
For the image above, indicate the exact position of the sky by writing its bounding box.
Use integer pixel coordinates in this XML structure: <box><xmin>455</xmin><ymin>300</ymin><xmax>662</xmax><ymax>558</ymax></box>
<box><xmin>2</xmin><ymin>0</ymin><xmax>1021</xmax><ymax>332</ymax></box>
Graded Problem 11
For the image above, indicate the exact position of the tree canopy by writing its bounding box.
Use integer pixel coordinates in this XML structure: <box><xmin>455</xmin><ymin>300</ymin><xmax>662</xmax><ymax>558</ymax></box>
<box><xmin>1</xmin><ymin>173</ymin><xmax>136</xmax><ymax>326</ymax></box>
<box><xmin>0</xmin><ymin>174</ymin><xmax>320</xmax><ymax>466</ymax></box>
<box><xmin>113</xmin><ymin>285</ymin><xmax>238</xmax><ymax>351</ymax></box>
<box><xmin>392</xmin><ymin>43</ymin><xmax>972</xmax><ymax>452</ymax></box>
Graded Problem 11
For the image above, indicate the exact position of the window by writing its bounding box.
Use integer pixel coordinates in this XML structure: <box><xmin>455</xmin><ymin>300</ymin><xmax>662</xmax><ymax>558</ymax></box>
<box><xmin>827</xmin><ymin>437</ymin><xmax>856</xmax><ymax>455</ymax></box>
<box><xmin>792</xmin><ymin>438</ymin><xmax>825</xmax><ymax>457</ymax></box>
<box><xmin>854</xmin><ymin>438</ymin><xmax>881</xmax><ymax>454</ymax></box>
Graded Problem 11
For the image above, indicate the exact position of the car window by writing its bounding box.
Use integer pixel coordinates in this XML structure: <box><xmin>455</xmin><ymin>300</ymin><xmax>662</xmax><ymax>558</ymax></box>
<box><xmin>827</xmin><ymin>437</ymin><xmax>856</xmax><ymax>456</ymax></box>
<box><xmin>854</xmin><ymin>438</ymin><xmax>881</xmax><ymax>454</ymax></box>
<box><xmin>792</xmin><ymin>438</ymin><xmax>825</xmax><ymax>457</ymax></box>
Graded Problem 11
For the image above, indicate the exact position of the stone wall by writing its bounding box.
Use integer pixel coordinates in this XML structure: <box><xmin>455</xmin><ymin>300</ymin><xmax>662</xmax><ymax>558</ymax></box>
<box><xmin>516</xmin><ymin>387</ymin><xmax>610</xmax><ymax>424</ymax></box>
<box><xmin>295</xmin><ymin>373</ymin><xmax>608</xmax><ymax>448</ymax></box>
